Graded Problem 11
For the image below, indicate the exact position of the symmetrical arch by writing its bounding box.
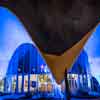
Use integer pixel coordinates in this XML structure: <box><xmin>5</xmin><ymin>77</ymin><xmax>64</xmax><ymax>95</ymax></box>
<box><xmin>5</xmin><ymin>43</ymin><xmax>47</xmax><ymax>93</ymax></box>
<box><xmin>7</xmin><ymin>43</ymin><xmax>46</xmax><ymax>75</ymax></box>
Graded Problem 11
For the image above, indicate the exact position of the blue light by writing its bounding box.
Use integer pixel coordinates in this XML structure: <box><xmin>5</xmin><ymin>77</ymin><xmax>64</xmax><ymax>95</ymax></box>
<box><xmin>84</xmin><ymin>25</ymin><xmax>100</xmax><ymax>58</ymax></box>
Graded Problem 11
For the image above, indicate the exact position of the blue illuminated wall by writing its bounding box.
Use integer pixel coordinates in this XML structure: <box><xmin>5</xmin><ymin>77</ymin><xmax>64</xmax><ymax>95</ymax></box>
<box><xmin>0</xmin><ymin>7</ymin><xmax>34</xmax><ymax>80</ymax></box>
<box><xmin>7</xmin><ymin>43</ymin><xmax>46</xmax><ymax>75</ymax></box>
<box><xmin>69</xmin><ymin>49</ymin><xmax>90</xmax><ymax>74</ymax></box>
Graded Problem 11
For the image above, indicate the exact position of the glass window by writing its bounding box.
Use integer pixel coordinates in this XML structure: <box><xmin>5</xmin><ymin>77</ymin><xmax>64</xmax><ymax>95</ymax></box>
<box><xmin>0</xmin><ymin>78</ymin><xmax>4</xmax><ymax>92</ymax></box>
<box><xmin>12</xmin><ymin>75</ymin><xmax>16</xmax><ymax>93</ymax></box>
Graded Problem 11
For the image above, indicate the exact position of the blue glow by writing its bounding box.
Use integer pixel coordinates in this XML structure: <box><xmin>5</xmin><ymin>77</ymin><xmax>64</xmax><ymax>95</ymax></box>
<box><xmin>7</xmin><ymin>43</ymin><xmax>46</xmax><ymax>75</ymax></box>
<box><xmin>84</xmin><ymin>25</ymin><xmax>100</xmax><ymax>58</ymax></box>
<box><xmin>0</xmin><ymin>7</ymin><xmax>34</xmax><ymax>79</ymax></box>
<box><xmin>84</xmin><ymin>24</ymin><xmax>100</xmax><ymax>82</ymax></box>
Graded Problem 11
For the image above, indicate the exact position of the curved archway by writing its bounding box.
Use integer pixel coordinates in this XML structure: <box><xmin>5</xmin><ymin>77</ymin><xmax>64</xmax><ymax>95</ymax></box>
<box><xmin>7</xmin><ymin>43</ymin><xmax>46</xmax><ymax>75</ymax></box>
<box><xmin>4</xmin><ymin>43</ymin><xmax>62</xmax><ymax>97</ymax></box>
<box><xmin>6</xmin><ymin>43</ymin><xmax>47</xmax><ymax>93</ymax></box>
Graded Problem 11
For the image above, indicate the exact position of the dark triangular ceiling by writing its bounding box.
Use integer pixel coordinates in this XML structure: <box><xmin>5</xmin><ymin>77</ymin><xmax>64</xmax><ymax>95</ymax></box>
<box><xmin>1</xmin><ymin>0</ymin><xmax>100</xmax><ymax>55</ymax></box>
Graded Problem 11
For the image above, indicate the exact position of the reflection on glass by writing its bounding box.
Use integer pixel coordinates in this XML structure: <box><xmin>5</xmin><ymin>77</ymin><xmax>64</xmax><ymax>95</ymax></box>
<box><xmin>30</xmin><ymin>74</ymin><xmax>37</xmax><ymax>92</ymax></box>
<box><xmin>18</xmin><ymin>75</ymin><xmax>22</xmax><ymax>93</ymax></box>
<box><xmin>24</xmin><ymin>75</ymin><xmax>28</xmax><ymax>92</ymax></box>
<box><xmin>12</xmin><ymin>75</ymin><xmax>16</xmax><ymax>93</ymax></box>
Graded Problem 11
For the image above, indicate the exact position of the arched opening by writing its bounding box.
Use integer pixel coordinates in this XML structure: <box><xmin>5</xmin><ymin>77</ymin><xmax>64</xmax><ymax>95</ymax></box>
<box><xmin>1</xmin><ymin>43</ymin><xmax>62</xmax><ymax>98</ymax></box>
<box><xmin>7</xmin><ymin>43</ymin><xmax>47</xmax><ymax>93</ymax></box>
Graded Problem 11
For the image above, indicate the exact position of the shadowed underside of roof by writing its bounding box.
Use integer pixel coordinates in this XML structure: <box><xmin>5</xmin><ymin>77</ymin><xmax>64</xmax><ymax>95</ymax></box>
<box><xmin>1</xmin><ymin>0</ymin><xmax>100</xmax><ymax>55</ymax></box>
